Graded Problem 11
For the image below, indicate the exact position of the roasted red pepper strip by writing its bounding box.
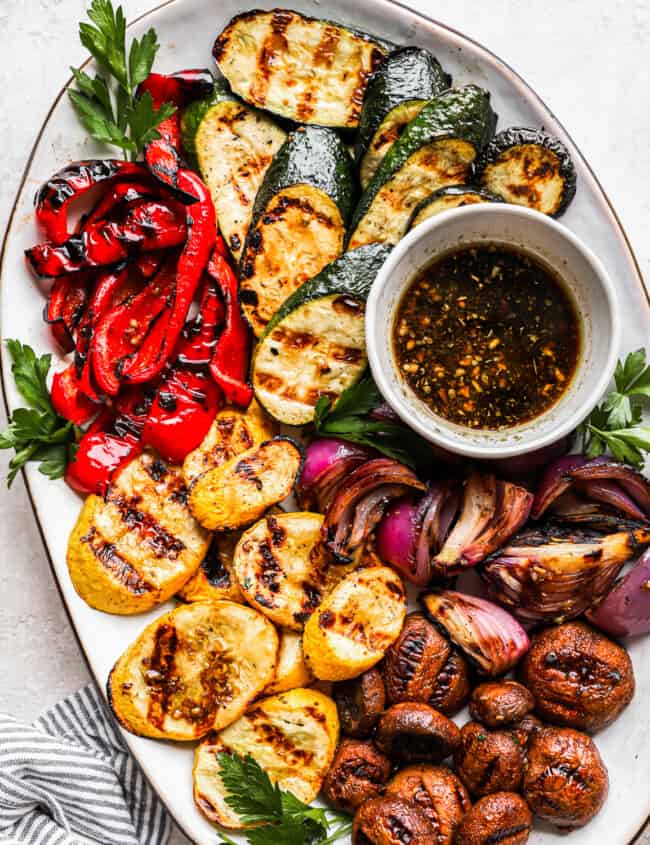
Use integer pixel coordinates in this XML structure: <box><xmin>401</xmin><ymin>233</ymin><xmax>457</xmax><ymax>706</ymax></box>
<box><xmin>135</xmin><ymin>251</ymin><xmax>165</xmax><ymax>280</ymax></box>
<box><xmin>45</xmin><ymin>273</ymin><xmax>89</xmax><ymax>353</ymax></box>
<box><xmin>119</xmin><ymin>169</ymin><xmax>216</xmax><ymax>385</ymax></box>
<box><xmin>138</xmin><ymin>69</ymin><xmax>213</xmax><ymax>199</ymax></box>
<box><xmin>51</xmin><ymin>362</ymin><xmax>99</xmax><ymax>425</ymax></box>
<box><xmin>207</xmin><ymin>237</ymin><xmax>253</xmax><ymax>407</ymax></box>
<box><xmin>65</xmin><ymin>428</ymin><xmax>142</xmax><ymax>496</ymax></box>
<box><xmin>35</xmin><ymin>160</ymin><xmax>146</xmax><ymax>245</ymax></box>
<box><xmin>26</xmin><ymin>201</ymin><xmax>187</xmax><ymax>277</ymax></box>
<box><xmin>91</xmin><ymin>256</ymin><xmax>177</xmax><ymax>396</ymax></box>
<box><xmin>176</xmin><ymin>273</ymin><xmax>225</xmax><ymax>366</ymax></box>
<box><xmin>81</xmin><ymin>180</ymin><xmax>160</xmax><ymax>228</ymax></box>
<box><xmin>142</xmin><ymin>369</ymin><xmax>222</xmax><ymax>463</ymax></box>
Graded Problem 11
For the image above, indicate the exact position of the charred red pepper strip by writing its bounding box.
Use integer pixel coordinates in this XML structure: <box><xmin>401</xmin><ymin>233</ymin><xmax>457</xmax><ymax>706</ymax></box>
<box><xmin>119</xmin><ymin>169</ymin><xmax>216</xmax><ymax>385</ymax></box>
<box><xmin>51</xmin><ymin>362</ymin><xmax>99</xmax><ymax>425</ymax></box>
<box><xmin>91</xmin><ymin>256</ymin><xmax>177</xmax><ymax>396</ymax></box>
<box><xmin>45</xmin><ymin>273</ymin><xmax>89</xmax><ymax>353</ymax></box>
<box><xmin>207</xmin><ymin>237</ymin><xmax>253</xmax><ymax>407</ymax></box>
<box><xmin>81</xmin><ymin>180</ymin><xmax>160</xmax><ymax>229</ymax></box>
<box><xmin>65</xmin><ymin>428</ymin><xmax>142</xmax><ymax>496</ymax></box>
<box><xmin>142</xmin><ymin>369</ymin><xmax>222</xmax><ymax>463</ymax></box>
<box><xmin>26</xmin><ymin>201</ymin><xmax>187</xmax><ymax>277</ymax></box>
<box><xmin>175</xmin><ymin>273</ymin><xmax>225</xmax><ymax>366</ymax></box>
<box><xmin>35</xmin><ymin>159</ymin><xmax>146</xmax><ymax>245</ymax></box>
<box><xmin>135</xmin><ymin>251</ymin><xmax>165</xmax><ymax>280</ymax></box>
<box><xmin>138</xmin><ymin>69</ymin><xmax>213</xmax><ymax>200</ymax></box>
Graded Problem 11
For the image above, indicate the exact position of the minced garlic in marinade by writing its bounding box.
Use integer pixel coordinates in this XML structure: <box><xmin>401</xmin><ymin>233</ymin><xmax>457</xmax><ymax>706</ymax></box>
<box><xmin>393</xmin><ymin>243</ymin><xmax>580</xmax><ymax>429</ymax></box>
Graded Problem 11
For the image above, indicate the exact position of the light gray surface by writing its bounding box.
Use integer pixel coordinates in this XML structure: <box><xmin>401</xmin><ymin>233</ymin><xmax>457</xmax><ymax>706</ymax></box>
<box><xmin>0</xmin><ymin>2</ymin><xmax>648</xmax><ymax>844</ymax></box>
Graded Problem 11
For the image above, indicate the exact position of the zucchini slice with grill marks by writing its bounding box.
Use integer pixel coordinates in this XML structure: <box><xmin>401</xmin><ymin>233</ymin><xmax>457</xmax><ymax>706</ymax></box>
<box><xmin>212</xmin><ymin>9</ymin><xmax>387</xmax><ymax>128</ymax></box>
<box><xmin>252</xmin><ymin>243</ymin><xmax>391</xmax><ymax>425</ymax></box>
<box><xmin>474</xmin><ymin>127</ymin><xmax>576</xmax><ymax>217</ymax></box>
<box><xmin>407</xmin><ymin>184</ymin><xmax>504</xmax><ymax>230</ymax></box>
<box><xmin>239</xmin><ymin>125</ymin><xmax>357</xmax><ymax>337</ymax></box>
<box><xmin>356</xmin><ymin>47</ymin><xmax>451</xmax><ymax>189</ymax></box>
<box><xmin>348</xmin><ymin>85</ymin><xmax>497</xmax><ymax>250</ymax></box>
<box><xmin>181</xmin><ymin>80</ymin><xmax>286</xmax><ymax>261</ymax></box>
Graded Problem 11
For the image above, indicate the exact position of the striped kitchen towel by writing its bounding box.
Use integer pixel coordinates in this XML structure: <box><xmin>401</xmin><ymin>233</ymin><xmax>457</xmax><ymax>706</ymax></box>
<box><xmin>0</xmin><ymin>684</ymin><xmax>171</xmax><ymax>845</ymax></box>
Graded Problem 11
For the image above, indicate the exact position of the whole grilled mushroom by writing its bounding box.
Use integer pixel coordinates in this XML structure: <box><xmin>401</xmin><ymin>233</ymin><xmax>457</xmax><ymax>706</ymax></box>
<box><xmin>383</xmin><ymin>613</ymin><xmax>451</xmax><ymax>704</ymax></box>
<box><xmin>454</xmin><ymin>721</ymin><xmax>524</xmax><ymax>796</ymax></box>
<box><xmin>334</xmin><ymin>667</ymin><xmax>386</xmax><ymax>737</ymax></box>
<box><xmin>455</xmin><ymin>792</ymin><xmax>533</xmax><ymax>845</ymax></box>
<box><xmin>385</xmin><ymin>765</ymin><xmax>470</xmax><ymax>844</ymax></box>
<box><xmin>322</xmin><ymin>738</ymin><xmax>391</xmax><ymax>812</ymax></box>
<box><xmin>470</xmin><ymin>680</ymin><xmax>535</xmax><ymax>728</ymax></box>
<box><xmin>519</xmin><ymin>621</ymin><xmax>634</xmax><ymax>731</ymax></box>
<box><xmin>375</xmin><ymin>702</ymin><xmax>460</xmax><ymax>763</ymax></box>
<box><xmin>523</xmin><ymin>726</ymin><xmax>609</xmax><ymax>827</ymax></box>
<box><xmin>429</xmin><ymin>650</ymin><xmax>473</xmax><ymax>715</ymax></box>
<box><xmin>352</xmin><ymin>796</ymin><xmax>437</xmax><ymax>844</ymax></box>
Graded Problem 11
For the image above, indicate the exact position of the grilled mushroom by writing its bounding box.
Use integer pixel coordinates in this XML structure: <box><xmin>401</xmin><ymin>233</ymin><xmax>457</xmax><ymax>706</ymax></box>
<box><xmin>375</xmin><ymin>703</ymin><xmax>460</xmax><ymax>763</ymax></box>
<box><xmin>454</xmin><ymin>721</ymin><xmax>524</xmax><ymax>797</ymax></box>
<box><xmin>469</xmin><ymin>680</ymin><xmax>535</xmax><ymax>728</ymax></box>
<box><xmin>353</xmin><ymin>796</ymin><xmax>437</xmax><ymax>844</ymax></box>
<box><xmin>383</xmin><ymin>612</ymin><xmax>451</xmax><ymax>704</ymax></box>
<box><xmin>322</xmin><ymin>738</ymin><xmax>391</xmax><ymax>812</ymax></box>
<box><xmin>455</xmin><ymin>792</ymin><xmax>533</xmax><ymax>845</ymax></box>
<box><xmin>333</xmin><ymin>667</ymin><xmax>386</xmax><ymax>738</ymax></box>
<box><xmin>429</xmin><ymin>650</ymin><xmax>473</xmax><ymax>716</ymax></box>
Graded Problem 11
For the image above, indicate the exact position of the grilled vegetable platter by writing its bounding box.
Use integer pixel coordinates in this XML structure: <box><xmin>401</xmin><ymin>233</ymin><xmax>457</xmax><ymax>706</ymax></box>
<box><xmin>1</xmin><ymin>2</ymin><xmax>650</xmax><ymax>845</ymax></box>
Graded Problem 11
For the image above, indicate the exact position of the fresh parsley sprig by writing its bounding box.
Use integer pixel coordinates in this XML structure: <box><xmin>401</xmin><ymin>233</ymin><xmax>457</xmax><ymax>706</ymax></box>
<box><xmin>68</xmin><ymin>0</ymin><xmax>175</xmax><ymax>159</ymax></box>
<box><xmin>313</xmin><ymin>372</ymin><xmax>433</xmax><ymax>469</ymax></box>
<box><xmin>580</xmin><ymin>348</ymin><xmax>650</xmax><ymax>468</ymax></box>
<box><xmin>217</xmin><ymin>753</ymin><xmax>352</xmax><ymax>845</ymax></box>
<box><xmin>0</xmin><ymin>341</ymin><xmax>79</xmax><ymax>486</ymax></box>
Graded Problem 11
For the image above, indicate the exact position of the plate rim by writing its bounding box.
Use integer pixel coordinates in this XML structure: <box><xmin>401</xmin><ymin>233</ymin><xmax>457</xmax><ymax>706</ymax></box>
<box><xmin>1</xmin><ymin>1</ymin><xmax>648</xmax><ymax>843</ymax></box>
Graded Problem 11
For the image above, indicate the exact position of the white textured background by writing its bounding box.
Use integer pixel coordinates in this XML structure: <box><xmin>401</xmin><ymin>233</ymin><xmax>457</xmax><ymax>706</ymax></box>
<box><xmin>1</xmin><ymin>2</ymin><xmax>649</xmax><ymax>843</ymax></box>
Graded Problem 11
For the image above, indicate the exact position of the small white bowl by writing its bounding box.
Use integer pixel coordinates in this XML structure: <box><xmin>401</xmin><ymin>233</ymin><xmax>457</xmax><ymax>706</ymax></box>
<box><xmin>366</xmin><ymin>204</ymin><xmax>621</xmax><ymax>460</ymax></box>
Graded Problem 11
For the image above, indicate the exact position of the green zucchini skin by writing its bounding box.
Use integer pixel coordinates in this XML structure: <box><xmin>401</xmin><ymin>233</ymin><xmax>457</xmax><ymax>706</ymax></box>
<box><xmin>474</xmin><ymin>127</ymin><xmax>577</xmax><ymax>217</ymax></box>
<box><xmin>247</xmin><ymin>125</ymin><xmax>358</xmax><ymax>233</ymax></box>
<box><xmin>180</xmin><ymin>78</ymin><xmax>234</xmax><ymax>159</ymax></box>
<box><xmin>407</xmin><ymin>184</ymin><xmax>504</xmax><ymax>229</ymax></box>
<box><xmin>348</xmin><ymin>84</ymin><xmax>497</xmax><ymax>246</ymax></box>
<box><xmin>355</xmin><ymin>47</ymin><xmax>451</xmax><ymax>166</ymax></box>
<box><xmin>260</xmin><ymin>243</ymin><xmax>392</xmax><ymax>341</ymax></box>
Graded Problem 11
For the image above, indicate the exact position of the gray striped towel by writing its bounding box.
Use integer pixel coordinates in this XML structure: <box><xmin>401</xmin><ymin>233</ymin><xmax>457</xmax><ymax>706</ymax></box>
<box><xmin>0</xmin><ymin>684</ymin><xmax>171</xmax><ymax>845</ymax></box>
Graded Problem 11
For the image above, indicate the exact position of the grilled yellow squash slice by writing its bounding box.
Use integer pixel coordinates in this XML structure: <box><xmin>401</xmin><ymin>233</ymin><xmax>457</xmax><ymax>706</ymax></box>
<box><xmin>67</xmin><ymin>452</ymin><xmax>211</xmax><ymax>615</ymax></box>
<box><xmin>303</xmin><ymin>566</ymin><xmax>407</xmax><ymax>681</ymax></box>
<box><xmin>108</xmin><ymin>600</ymin><xmax>279</xmax><ymax>741</ymax></box>
<box><xmin>176</xmin><ymin>532</ymin><xmax>243</xmax><ymax>604</ymax></box>
<box><xmin>213</xmin><ymin>9</ymin><xmax>385</xmax><ymax>129</ymax></box>
<box><xmin>193</xmin><ymin>688</ymin><xmax>339</xmax><ymax>828</ymax></box>
<box><xmin>182</xmin><ymin>400</ymin><xmax>276</xmax><ymax>488</ymax></box>
<box><xmin>234</xmin><ymin>512</ymin><xmax>330</xmax><ymax>630</ymax></box>
<box><xmin>265</xmin><ymin>630</ymin><xmax>314</xmax><ymax>695</ymax></box>
<box><xmin>188</xmin><ymin>437</ymin><xmax>302</xmax><ymax>532</ymax></box>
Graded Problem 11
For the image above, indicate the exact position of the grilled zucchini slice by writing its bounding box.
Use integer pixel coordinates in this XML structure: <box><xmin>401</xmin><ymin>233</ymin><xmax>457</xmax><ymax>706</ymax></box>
<box><xmin>348</xmin><ymin>85</ymin><xmax>497</xmax><ymax>249</ymax></box>
<box><xmin>188</xmin><ymin>437</ymin><xmax>303</xmax><ymax>532</ymax></box>
<box><xmin>234</xmin><ymin>512</ymin><xmax>330</xmax><ymax>630</ymax></box>
<box><xmin>356</xmin><ymin>47</ymin><xmax>451</xmax><ymax>189</ymax></box>
<box><xmin>474</xmin><ymin>127</ymin><xmax>577</xmax><ymax>217</ymax></box>
<box><xmin>252</xmin><ymin>244</ymin><xmax>391</xmax><ymax>425</ymax></box>
<box><xmin>182</xmin><ymin>81</ymin><xmax>286</xmax><ymax>261</ymax></box>
<box><xmin>239</xmin><ymin>126</ymin><xmax>356</xmax><ymax>337</ymax></box>
<box><xmin>182</xmin><ymin>399</ymin><xmax>277</xmax><ymax>488</ymax></box>
<box><xmin>303</xmin><ymin>565</ymin><xmax>407</xmax><ymax>681</ymax></box>
<box><xmin>213</xmin><ymin>9</ymin><xmax>386</xmax><ymax>129</ymax></box>
<box><xmin>265</xmin><ymin>630</ymin><xmax>314</xmax><ymax>695</ymax></box>
<box><xmin>176</xmin><ymin>532</ymin><xmax>243</xmax><ymax>604</ymax></box>
<box><xmin>408</xmin><ymin>184</ymin><xmax>504</xmax><ymax>230</ymax></box>
<box><xmin>67</xmin><ymin>452</ymin><xmax>211</xmax><ymax>615</ymax></box>
<box><xmin>108</xmin><ymin>600</ymin><xmax>279</xmax><ymax>740</ymax></box>
<box><xmin>193</xmin><ymin>688</ymin><xmax>339</xmax><ymax>828</ymax></box>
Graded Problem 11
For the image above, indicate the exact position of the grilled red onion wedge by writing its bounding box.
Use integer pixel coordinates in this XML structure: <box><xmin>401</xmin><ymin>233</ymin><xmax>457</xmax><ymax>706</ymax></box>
<box><xmin>587</xmin><ymin>548</ymin><xmax>650</xmax><ymax>637</ymax></box>
<box><xmin>323</xmin><ymin>458</ymin><xmax>426</xmax><ymax>563</ymax></box>
<box><xmin>483</xmin><ymin>524</ymin><xmax>650</xmax><ymax>623</ymax></box>
<box><xmin>421</xmin><ymin>590</ymin><xmax>529</xmax><ymax>677</ymax></box>
<box><xmin>298</xmin><ymin>437</ymin><xmax>372</xmax><ymax>511</ymax></box>
<box><xmin>570</xmin><ymin>460</ymin><xmax>650</xmax><ymax>516</ymax></box>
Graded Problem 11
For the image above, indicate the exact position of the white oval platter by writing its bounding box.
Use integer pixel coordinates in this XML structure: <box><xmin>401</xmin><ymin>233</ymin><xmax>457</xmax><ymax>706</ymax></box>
<box><xmin>1</xmin><ymin>0</ymin><xmax>649</xmax><ymax>843</ymax></box>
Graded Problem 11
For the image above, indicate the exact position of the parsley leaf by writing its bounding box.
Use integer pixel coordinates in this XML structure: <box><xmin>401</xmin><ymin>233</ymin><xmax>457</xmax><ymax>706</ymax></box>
<box><xmin>216</xmin><ymin>753</ymin><xmax>351</xmax><ymax>845</ymax></box>
<box><xmin>68</xmin><ymin>0</ymin><xmax>175</xmax><ymax>160</ymax></box>
<box><xmin>580</xmin><ymin>348</ymin><xmax>650</xmax><ymax>468</ymax></box>
<box><xmin>314</xmin><ymin>372</ymin><xmax>434</xmax><ymax>469</ymax></box>
<box><xmin>0</xmin><ymin>340</ymin><xmax>79</xmax><ymax>486</ymax></box>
